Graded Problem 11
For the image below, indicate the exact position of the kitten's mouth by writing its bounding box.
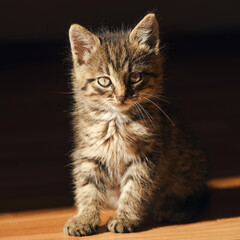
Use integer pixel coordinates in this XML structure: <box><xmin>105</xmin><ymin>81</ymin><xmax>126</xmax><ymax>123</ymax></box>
<box><xmin>113</xmin><ymin>102</ymin><xmax>132</xmax><ymax>111</ymax></box>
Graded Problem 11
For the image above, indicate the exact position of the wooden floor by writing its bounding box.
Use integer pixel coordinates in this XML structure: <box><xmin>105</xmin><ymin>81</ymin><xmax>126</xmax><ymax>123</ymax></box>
<box><xmin>0</xmin><ymin>177</ymin><xmax>240</xmax><ymax>240</ymax></box>
<box><xmin>0</xmin><ymin>207</ymin><xmax>240</xmax><ymax>240</ymax></box>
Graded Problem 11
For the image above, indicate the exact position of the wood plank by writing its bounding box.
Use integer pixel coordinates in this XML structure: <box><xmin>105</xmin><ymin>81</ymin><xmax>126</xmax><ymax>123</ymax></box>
<box><xmin>207</xmin><ymin>176</ymin><xmax>240</xmax><ymax>189</ymax></box>
<box><xmin>0</xmin><ymin>207</ymin><xmax>240</xmax><ymax>240</ymax></box>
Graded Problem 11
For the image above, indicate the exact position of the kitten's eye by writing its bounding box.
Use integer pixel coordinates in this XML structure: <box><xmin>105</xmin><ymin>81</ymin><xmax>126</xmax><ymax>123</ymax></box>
<box><xmin>129</xmin><ymin>72</ymin><xmax>142</xmax><ymax>84</ymax></box>
<box><xmin>97</xmin><ymin>77</ymin><xmax>112</xmax><ymax>87</ymax></box>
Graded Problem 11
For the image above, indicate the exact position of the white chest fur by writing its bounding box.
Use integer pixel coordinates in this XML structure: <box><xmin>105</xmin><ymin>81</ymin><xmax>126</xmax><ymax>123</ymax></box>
<box><xmin>79</xmin><ymin>117</ymin><xmax>148</xmax><ymax>181</ymax></box>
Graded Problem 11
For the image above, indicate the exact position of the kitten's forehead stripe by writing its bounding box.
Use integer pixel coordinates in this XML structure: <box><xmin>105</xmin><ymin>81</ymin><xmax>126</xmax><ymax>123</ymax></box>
<box><xmin>105</xmin><ymin>65</ymin><xmax>110</xmax><ymax>75</ymax></box>
<box><xmin>98</xmin><ymin>65</ymin><xmax>104</xmax><ymax>73</ymax></box>
<box><xmin>98</xmin><ymin>31</ymin><xmax>132</xmax><ymax>73</ymax></box>
<box><xmin>122</xmin><ymin>53</ymin><xmax>130</xmax><ymax>70</ymax></box>
<box><xmin>104</xmin><ymin>43</ymin><xmax>112</xmax><ymax>65</ymax></box>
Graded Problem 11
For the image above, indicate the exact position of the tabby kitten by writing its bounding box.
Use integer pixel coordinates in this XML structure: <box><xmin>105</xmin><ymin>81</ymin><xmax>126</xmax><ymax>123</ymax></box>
<box><xmin>64</xmin><ymin>14</ymin><xmax>207</xmax><ymax>236</ymax></box>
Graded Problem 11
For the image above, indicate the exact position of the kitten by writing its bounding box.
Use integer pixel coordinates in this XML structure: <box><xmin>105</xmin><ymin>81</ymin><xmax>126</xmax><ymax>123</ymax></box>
<box><xmin>64</xmin><ymin>13</ymin><xmax>207</xmax><ymax>236</ymax></box>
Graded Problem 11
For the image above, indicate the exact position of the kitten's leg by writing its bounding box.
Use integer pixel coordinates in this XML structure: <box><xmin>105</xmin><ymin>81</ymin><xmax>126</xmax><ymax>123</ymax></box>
<box><xmin>153</xmin><ymin>194</ymin><xmax>187</xmax><ymax>223</ymax></box>
<box><xmin>107</xmin><ymin>159</ymin><xmax>155</xmax><ymax>233</ymax></box>
<box><xmin>64</xmin><ymin>160</ymin><xmax>106</xmax><ymax>236</ymax></box>
<box><xmin>153</xmin><ymin>191</ymin><xmax>207</xmax><ymax>223</ymax></box>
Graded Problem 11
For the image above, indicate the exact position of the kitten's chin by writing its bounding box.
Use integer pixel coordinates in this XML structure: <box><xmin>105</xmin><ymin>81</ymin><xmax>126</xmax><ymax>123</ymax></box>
<box><xmin>111</xmin><ymin>102</ymin><xmax>132</xmax><ymax>112</ymax></box>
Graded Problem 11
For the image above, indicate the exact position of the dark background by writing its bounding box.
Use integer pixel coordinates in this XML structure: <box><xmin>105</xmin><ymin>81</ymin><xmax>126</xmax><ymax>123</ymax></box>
<box><xmin>1</xmin><ymin>0</ymin><xmax>240</xmax><ymax>216</ymax></box>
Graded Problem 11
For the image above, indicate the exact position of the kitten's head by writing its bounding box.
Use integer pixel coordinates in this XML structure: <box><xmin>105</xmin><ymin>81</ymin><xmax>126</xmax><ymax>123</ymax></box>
<box><xmin>69</xmin><ymin>14</ymin><xmax>163</xmax><ymax>113</ymax></box>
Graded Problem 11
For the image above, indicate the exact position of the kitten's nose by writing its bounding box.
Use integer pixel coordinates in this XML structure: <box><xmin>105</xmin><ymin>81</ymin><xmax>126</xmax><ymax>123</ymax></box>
<box><xmin>116</xmin><ymin>95</ymin><xmax>126</xmax><ymax>103</ymax></box>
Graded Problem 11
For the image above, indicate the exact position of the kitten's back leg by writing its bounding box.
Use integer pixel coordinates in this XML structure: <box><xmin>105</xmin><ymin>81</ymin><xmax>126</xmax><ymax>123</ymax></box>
<box><xmin>153</xmin><ymin>191</ymin><xmax>207</xmax><ymax>223</ymax></box>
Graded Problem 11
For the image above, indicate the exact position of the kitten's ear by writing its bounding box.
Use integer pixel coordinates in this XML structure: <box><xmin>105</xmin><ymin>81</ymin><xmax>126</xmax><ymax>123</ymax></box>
<box><xmin>69</xmin><ymin>24</ymin><xmax>101</xmax><ymax>65</ymax></box>
<box><xmin>129</xmin><ymin>13</ymin><xmax>159</xmax><ymax>54</ymax></box>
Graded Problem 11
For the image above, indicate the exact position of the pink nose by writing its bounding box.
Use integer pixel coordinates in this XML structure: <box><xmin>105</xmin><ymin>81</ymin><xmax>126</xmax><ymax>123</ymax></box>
<box><xmin>116</xmin><ymin>95</ymin><xmax>126</xmax><ymax>103</ymax></box>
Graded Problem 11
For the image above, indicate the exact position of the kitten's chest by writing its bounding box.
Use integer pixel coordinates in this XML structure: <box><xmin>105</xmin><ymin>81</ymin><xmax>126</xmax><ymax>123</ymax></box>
<box><xmin>81</xmin><ymin>118</ymin><xmax>149</xmax><ymax>166</ymax></box>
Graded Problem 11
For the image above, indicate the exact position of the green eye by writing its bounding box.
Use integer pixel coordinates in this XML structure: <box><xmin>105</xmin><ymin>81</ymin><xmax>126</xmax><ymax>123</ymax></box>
<box><xmin>97</xmin><ymin>77</ymin><xmax>112</xmax><ymax>87</ymax></box>
<box><xmin>129</xmin><ymin>72</ymin><xmax>142</xmax><ymax>84</ymax></box>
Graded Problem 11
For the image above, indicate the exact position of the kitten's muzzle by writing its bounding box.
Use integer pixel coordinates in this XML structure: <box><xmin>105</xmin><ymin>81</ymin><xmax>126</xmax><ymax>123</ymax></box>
<box><xmin>116</xmin><ymin>95</ymin><xmax>127</xmax><ymax>104</ymax></box>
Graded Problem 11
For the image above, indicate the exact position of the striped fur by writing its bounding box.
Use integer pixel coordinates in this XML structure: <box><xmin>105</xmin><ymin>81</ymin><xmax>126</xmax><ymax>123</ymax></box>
<box><xmin>64</xmin><ymin>14</ymin><xmax>207</xmax><ymax>236</ymax></box>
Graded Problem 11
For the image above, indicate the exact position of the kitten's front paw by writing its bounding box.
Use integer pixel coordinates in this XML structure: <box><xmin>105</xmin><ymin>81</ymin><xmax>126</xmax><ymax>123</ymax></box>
<box><xmin>107</xmin><ymin>216</ymin><xmax>139</xmax><ymax>233</ymax></box>
<box><xmin>64</xmin><ymin>215</ymin><xmax>100</xmax><ymax>236</ymax></box>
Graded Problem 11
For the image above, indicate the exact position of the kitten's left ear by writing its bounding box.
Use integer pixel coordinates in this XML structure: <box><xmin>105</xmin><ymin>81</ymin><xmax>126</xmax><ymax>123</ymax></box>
<box><xmin>129</xmin><ymin>13</ymin><xmax>160</xmax><ymax>54</ymax></box>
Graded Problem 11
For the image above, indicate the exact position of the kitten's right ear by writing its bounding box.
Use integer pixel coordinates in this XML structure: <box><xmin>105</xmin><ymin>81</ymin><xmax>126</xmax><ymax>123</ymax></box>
<box><xmin>129</xmin><ymin>13</ymin><xmax>159</xmax><ymax>54</ymax></box>
<box><xmin>69</xmin><ymin>24</ymin><xmax>100</xmax><ymax>65</ymax></box>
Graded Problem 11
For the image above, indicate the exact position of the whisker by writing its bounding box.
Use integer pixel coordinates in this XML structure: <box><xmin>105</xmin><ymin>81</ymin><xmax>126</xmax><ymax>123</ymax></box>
<box><xmin>134</xmin><ymin>102</ymin><xmax>147</xmax><ymax>125</ymax></box>
<box><xmin>142</xmin><ymin>97</ymin><xmax>175</xmax><ymax>127</ymax></box>
<box><xmin>57</xmin><ymin>91</ymin><xmax>74</xmax><ymax>95</ymax></box>
<box><xmin>143</xmin><ymin>93</ymin><xmax>171</xmax><ymax>104</ymax></box>
<box><xmin>137</xmin><ymin>102</ymin><xmax>155</xmax><ymax>127</ymax></box>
